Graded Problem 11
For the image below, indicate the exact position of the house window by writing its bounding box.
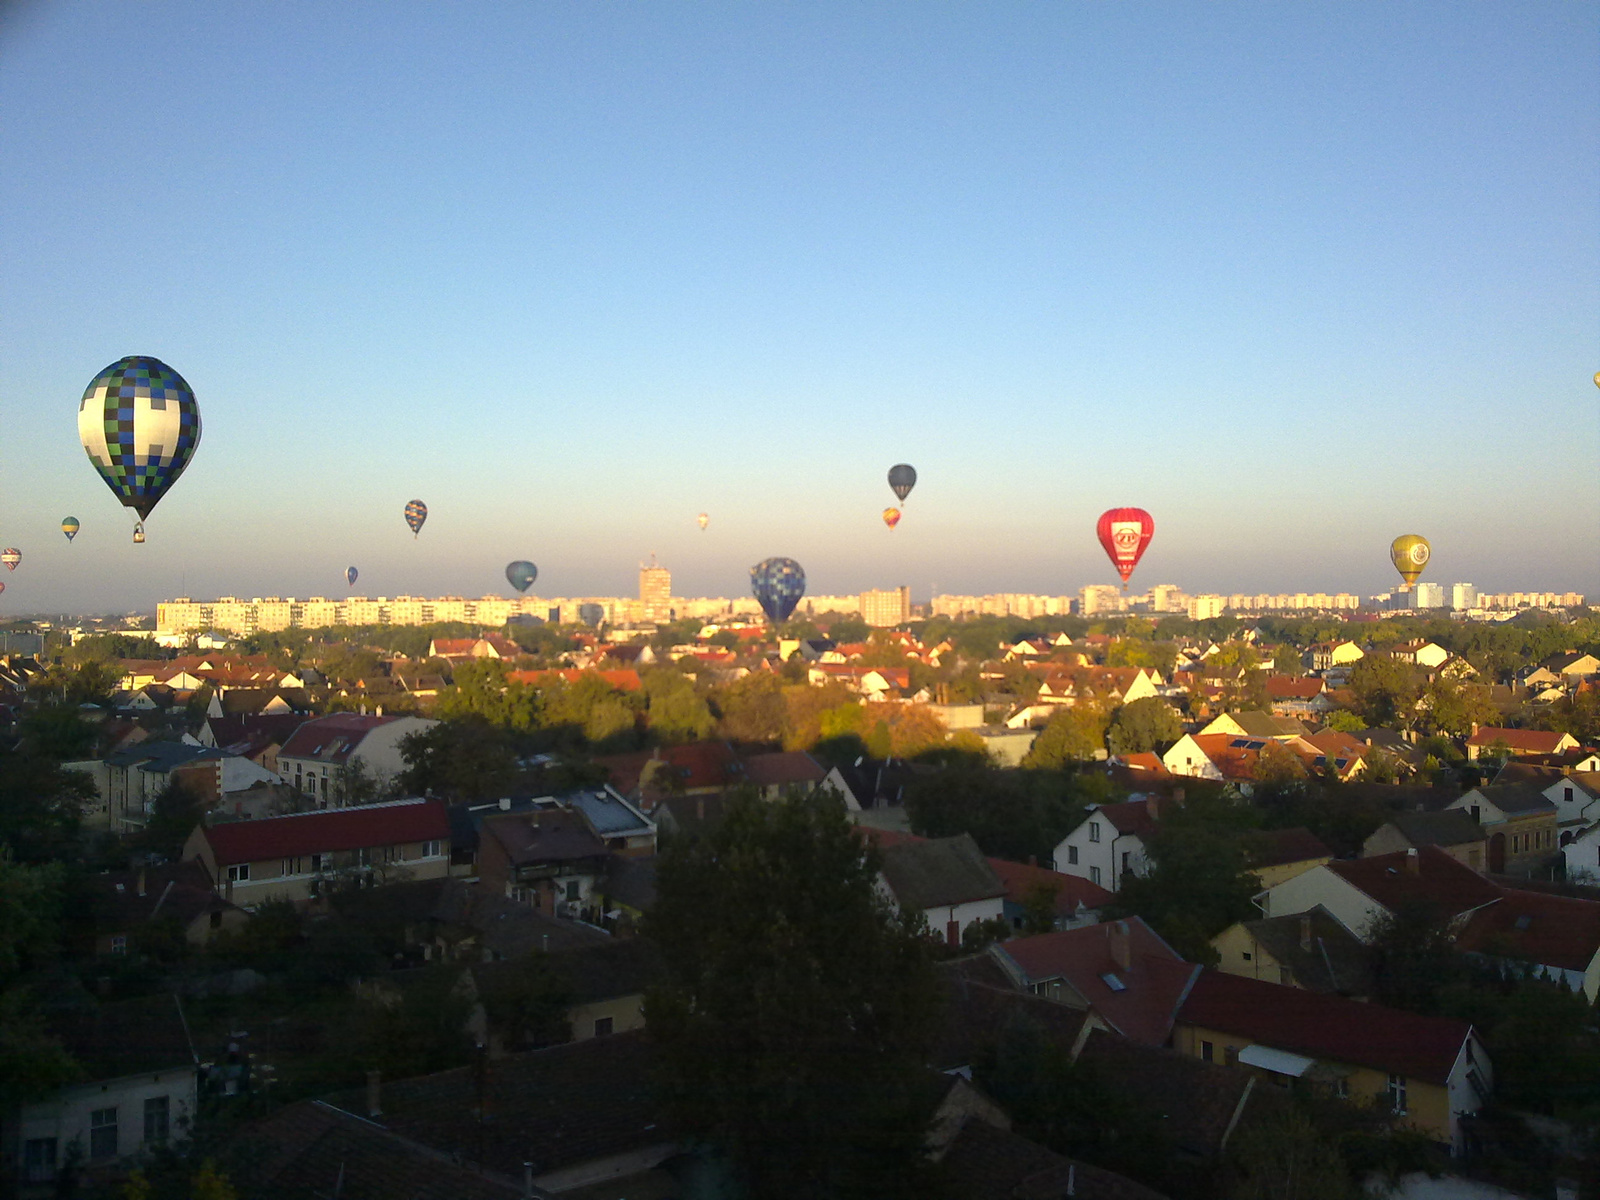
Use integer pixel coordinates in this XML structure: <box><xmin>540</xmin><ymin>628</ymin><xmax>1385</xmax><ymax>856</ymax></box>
<box><xmin>1387</xmin><ymin>1074</ymin><xmax>1407</xmax><ymax>1114</ymax></box>
<box><xmin>1241</xmin><ymin>951</ymin><xmax>1252</xmax><ymax>961</ymax></box>
<box><xmin>310</xmin><ymin>853</ymin><xmax>325</xmax><ymax>872</ymax></box>
<box><xmin>422</xmin><ymin>840</ymin><xmax>441</xmax><ymax>858</ymax></box>
<box><xmin>90</xmin><ymin>1107</ymin><xmax>118</xmax><ymax>1159</ymax></box>
<box><xmin>226</xmin><ymin>864</ymin><xmax>249</xmax><ymax>883</ymax></box>
<box><xmin>1121</xmin><ymin>851</ymin><xmax>1131</xmax><ymax>873</ymax></box>
<box><xmin>144</xmin><ymin>1096</ymin><xmax>170</xmax><ymax>1145</ymax></box>
<box><xmin>1090</xmin><ymin>866</ymin><xmax>1102</xmax><ymax>886</ymax></box>
<box><xmin>594</xmin><ymin>1017</ymin><xmax>613</xmax><ymax>1038</ymax></box>
<box><xmin>1201</xmin><ymin>1041</ymin><xmax>1213</xmax><ymax>1063</ymax></box>
<box><xmin>209</xmin><ymin>911</ymin><xmax>222</xmax><ymax>930</ymax></box>
<box><xmin>282</xmin><ymin>859</ymin><xmax>294</xmax><ymax>877</ymax></box>
<box><xmin>1067</xmin><ymin>845</ymin><xmax>1079</xmax><ymax>865</ymax></box>
<box><xmin>110</xmin><ymin>935</ymin><xmax>127</xmax><ymax>955</ymax></box>
<box><xmin>1224</xmin><ymin>1045</ymin><xmax>1239</xmax><ymax>1066</ymax></box>
<box><xmin>1088</xmin><ymin>822</ymin><xmax>1101</xmax><ymax>843</ymax></box>
<box><xmin>1334</xmin><ymin>1077</ymin><xmax>1350</xmax><ymax>1099</ymax></box>
<box><xmin>22</xmin><ymin>1138</ymin><xmax>57</xmax><ymax>1184</ymax></box>
<box><xmin>565</xmin><ymin>880</ymin><xmax>581</xmax><ymax>901</ymax></box>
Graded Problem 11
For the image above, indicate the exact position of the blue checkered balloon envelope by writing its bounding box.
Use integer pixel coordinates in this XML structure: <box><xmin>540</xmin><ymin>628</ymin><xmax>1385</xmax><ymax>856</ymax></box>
<box><xmin>750</xmin><ymin>557</ymin><xmax>806</xmax><ymax>625</ymax></box>
<box><xmin>77</xmin><ymin>357</ymin><xmax>202</xmax><ymax>521</ymax></box>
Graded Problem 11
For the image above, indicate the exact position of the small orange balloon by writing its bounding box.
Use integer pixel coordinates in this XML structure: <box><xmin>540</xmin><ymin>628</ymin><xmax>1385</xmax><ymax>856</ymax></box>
<box><xmin>882</xmin><ymin>507</ymin><xmax>901</xmax><ymax>530</ymax></box>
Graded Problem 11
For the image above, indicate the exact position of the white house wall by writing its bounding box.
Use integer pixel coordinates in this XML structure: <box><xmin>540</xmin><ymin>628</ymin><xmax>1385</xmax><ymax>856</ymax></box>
<box><xmin>1259</xmin><ymin>866</ymin><xmax>1385</xmax><ymax>940</ymax></box>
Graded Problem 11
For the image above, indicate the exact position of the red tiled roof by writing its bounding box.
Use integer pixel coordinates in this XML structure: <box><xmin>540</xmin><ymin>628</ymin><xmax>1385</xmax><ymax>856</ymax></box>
<box><xmin>1329</xmin><ymin>845</ymin><xmax>1502</xmax><ymax>919</ymax></box>
<box><xmin>278</xmin><ymin>713</ymin><xmax>402</xmax><ymax>763</ymax></box>
<box><xmin>1465</xmin><ymin>727</ymin><xmax>1573</xmax><ymax>753</ymax></box>
<box><xmin>986</xmin><ymin>856</ymin><xmax>1113</xmax><ymax>914</ymax></box>
<box><xmin>596</xmin><ymin>741</ymin><xmax>737</xmax><ymax>797</ymax></box>
<box><xmin>1113</xmin><ymin>752</ymin><xmax>1171</xmax><ymax>778</ymax></box>
<box><xmin>1455</xmin><ymin>887</ymin><xmax>1600</xmax><ymax>973</ymax></box>
<box><xmin>199</xmin><ymin>799</ymin><xmax>448</xmax><ymax>866</ymax></box>
<box><xmin>1246</xmin><ymin>826</ymin><xmax>1332</xmax><ymax>869</ymax></box>
<box><xmin>742</xmin><ymin>751</ymin><xmax>826</xmax><ymax>788</ymax></box>
<box><xmin>429</xmin><ymin>639</ymin><xmax>480</xmax><ymax>656</ymax></box>
<box><xmin>1092</xmin><ymin>797</ymin><xmax>1161</xmax><ymax>838</ymax></box>
<box><xmin>1265</xmin><ymin>676</ymin><xmax>1325</xmax><ymax>700</ymax></box>
<box><xmin>1179</xmin><ymin>969</ymin><xmax>1474</xmax><ymax>1085</ymax></box>
<box><xmin>508</xmin><ymin>668</ymin><xmax>643</xmax><ymax>693</ymax></box>
<box><xmin>995</xmin><ymin>918</ymin><xmax>1196</xmax><ymax>1046</ymax></box>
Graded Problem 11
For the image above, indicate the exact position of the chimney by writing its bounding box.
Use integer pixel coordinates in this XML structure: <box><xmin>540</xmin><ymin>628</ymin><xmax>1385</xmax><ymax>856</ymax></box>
<box><xmin>365</xmin><ymin>1069</ymin><xmax>382</xmax><ymax>1117</ymax></box>
<box><xmin>1172</xmin><ymin>787</ymin><xmax>1185</xmax><ymax>804</ymax></box>
<box><xmin>376</xmin><ymin>705</ymin><xmax>383</xmax><ymax>717</ymax></box>
<box><xmin>1109</xmin><ymin>920</ymin><xmax>1131</xmax><ymax>971</ymax></box>
<box><xmin>696</xmin><ymin>796</ymin><xmax>705</xmax><ymax>822</ymax></box>
<box><xmin>1028</xmin><ymin>854</ymin><xmax>1037</xmax><ymax>867</ymax></box>
<box><xmin>1405</xmin><ymin>847</ymin><xmax>1420</xmax><ymax>873</ymax></box>
<box><xmin>524</xmin><ymin>1163</ymin><xmax>535</xmax><ymax>1200</ymax></box>
<box><xmin>1299</xmin><ymin>915</ymin><xmax>1311</xmax><ymax>952</ymax></box>
<box><xmin>1469</xmin><ymin>722</ymin><xmax>1479</xmax><ymax>739</ymax></box>
<box><xmin>499</xmin><ymin>797</ymin><xmax>511</xmax><ymax>811</ymax></box>
<box><xmin>1146</xmin><ymin>794</ymin><xmax>1160</xmax><ymax>820</ymax></box>
<box><xmin>136</xmin><ymin>868</ymin><xmax>146</xmax><ymax>898</ymax></box>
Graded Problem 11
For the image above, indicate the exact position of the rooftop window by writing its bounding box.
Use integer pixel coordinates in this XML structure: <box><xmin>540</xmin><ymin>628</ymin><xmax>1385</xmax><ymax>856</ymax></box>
<box><xmin>1100</xmin><ymin>972</ymin><xmax>1127</xmax><ymax>993</ymax></box>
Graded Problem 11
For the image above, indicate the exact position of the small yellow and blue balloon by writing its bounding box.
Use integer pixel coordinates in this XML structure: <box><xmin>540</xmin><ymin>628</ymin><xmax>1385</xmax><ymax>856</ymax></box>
<box><xmin>506</xmin><ymin>561</ymin><xmax>538</xmax><ymax>593</ymax></box>
<box><xmin>62</xmin><ymin>517</ymin><xmax>80</xmax><ymax>542</ymax></box>
<box><xmin>404</xmin><ymin>499</ymin><xmax>427</xmax><ymax>537</ymax></box>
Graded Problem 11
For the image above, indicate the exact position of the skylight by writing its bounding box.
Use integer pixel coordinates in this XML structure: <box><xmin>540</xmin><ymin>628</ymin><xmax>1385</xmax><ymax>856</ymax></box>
<box><xmin>1100</xmin><ymin>972</ymin><xmax>1127</xmax><ymax>992</ymax></box>
<box><xmin>1513</xmin><ymin>915</ymin><xmax>1532</xmax><ymax>931</ymax></box>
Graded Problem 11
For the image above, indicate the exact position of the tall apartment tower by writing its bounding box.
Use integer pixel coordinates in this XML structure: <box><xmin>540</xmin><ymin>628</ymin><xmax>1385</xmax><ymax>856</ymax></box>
<box><xmin>639</xmin><ymin>557</ymin><xmax>672</xmax><ymax>623</ymax></box>
<box><xmin>1450</xmin><ymin>583</ymin><xmax>1479</xmax><ymax>611</ymax></box>
<box><xmin>860</xmin><ymin>586</ymin><xmax>911</xmax><ymax>627</ymax></box>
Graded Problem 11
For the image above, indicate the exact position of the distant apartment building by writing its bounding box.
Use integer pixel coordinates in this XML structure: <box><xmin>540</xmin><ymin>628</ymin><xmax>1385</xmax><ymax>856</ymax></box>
<box><xmin>802</xmin><ymin>595</ymin><xmax>863</xmax><ymax>616</ymax></box>
<box><xmin>1187</xmin><ymin>594</ymin><xmax>1226</xmax><ymax>620</ymax></box>
<box><xmin>1450</xmin><ymin>583</ymin><xmax>1479</xmax><ymax>611</ymax></box>
<box><xmin>158</xmin><ymin>595</ymin><xmax>556</xmax><ymax>636</ymax></box>
<box><xmin>929</xmin><ymin>594</ymin><xmax>1073</xmax><ymax>618</ymax></box>
<box><xmin>1476</xmin><ymin>592</ymin><xmax>1586</xmax><ymax>611</ymax></box>
<box><xmin>639</xmin><ymin>559</ymin><xmax>672</xmax><ymax>623</ymax></box>
<box><xmin>1149</xmin><ymin>584</ymin><xmax>1187</xmax><ymax>613</ymax></box>
<box><xmin>860</xmin><ymin>587</ymin><xmax>911</xmax><ymax>628</ymax></box>
<box><xmin>1079</xmin><ymin>585</ymin><xmax>1127</xmax><ymax>616</ymax></box>
<box><xmin>1410</xmin><ymin>582</ymin><xmax>1446</xmax><ymax>609</ymax></box>
<box><xmin>1224</xmin><ymin>593</ymin><xmax>1361</xmax><ymax>612</ymax></box>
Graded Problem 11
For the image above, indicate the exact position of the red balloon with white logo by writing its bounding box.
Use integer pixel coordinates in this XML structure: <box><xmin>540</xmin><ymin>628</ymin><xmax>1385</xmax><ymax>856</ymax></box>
<box><xmin>1096</xmin><ymin>508</ymin><xmax>1154</xmax><ymax>591</ymax></box>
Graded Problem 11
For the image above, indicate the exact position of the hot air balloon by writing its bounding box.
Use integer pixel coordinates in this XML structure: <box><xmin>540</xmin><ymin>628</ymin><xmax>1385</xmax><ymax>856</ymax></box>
<box><xmin>1390</xmin><ymin>534</ymin><xmax>1431</xmax><ymax>592</ymax></box>
<box><xmin>0</xmin><ymin>582</ymin><xmax>6</xmax><ymax>596</ymax></box>
<box><xmin>1096</xmin><ymin>508</ymin><xmax>1154</xmax><ymax>591</ymax></box>
<box><xmin>882</xmin><ymin>507</ymin><xmax>901</xmax><ymax>530</ymax></box>
<box><xmin>404</xmin><ymin>499</ymin><xmax>428</xmax><ymax>537</ymax></box>
<box><xmin>77</xmin><ymin>356</ymin><xmax>201</xmax><ymax>542</ymax></box>
<box><xmin>578</xmin><ymin>602</ymin><xmax>605</xmax><ymax>628</ymax></box>
<box><xmin>888</xmin><ymin>463</ymin><xmax>917</xmax><ymax>502</ymax></box>
<box><xmin>750</xmin><ymin>557</ymin><xmax>806</xmax><ymax>625</ymax></box>
<box><xmin>506</xmin><ymin>561</ymin><xmax>538</xmax><ymax>593</ymax></box>
<box><xmin>1</xmin><ymin>549</ymin><xmax>19</xmax><ymax>572</ymax></box>
<box><xmin>346</xmin><ymin>566</ymin><xmax>359</xmax><ymax>588</ymax></box>
<box><xmin>61</xmin><ymin>517</ymin><xmax>80</xmax><ymax>542</ymax></box>
<box><xmin>697</xmin><ymin>512</ymin><xmax>709</xmax><ymax>531</ymax></box>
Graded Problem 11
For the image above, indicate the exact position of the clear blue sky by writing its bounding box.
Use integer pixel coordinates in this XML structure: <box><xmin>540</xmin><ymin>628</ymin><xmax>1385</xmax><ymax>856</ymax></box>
<box><xmin>3</xmin><ymin>2</ymin><xmax>1596</xmax><ymax>614</ymax></box>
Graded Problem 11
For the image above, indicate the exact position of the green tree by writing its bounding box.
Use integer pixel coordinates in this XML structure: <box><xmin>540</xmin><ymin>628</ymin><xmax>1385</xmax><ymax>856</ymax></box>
<box><xmin>477</xmin><ymin>955</ymin><xmax>573</xmax><ymax>1050</ymax></box>
<box><xmin>0</xmin><ymin>747</ymin><xmax>91</xmax><ymax>862</ymax></box>
<box><xmin>1365</xmin><ymin>898</ymin><xmax>1465</xmax><ymax>1015</ymax></box>
<box><xmin>138</xmin><ymin>777</ymin><xmax>207</xmax><ymax>862</ymax></box>
<box><xmin>645</xmin><ymin>790</ymin><xmax>939</xmax><ymax>1199</ymax></box>
<box><xmin>1022</xmin><ymin>705</ymin><xmax>1107</xmax><ymax>768</ymax></box>
<box><xmin>1423</xmin><ymin>678</ymin><xmax>1498</xmax><ymax>738</ymax></box>
<box><xmin>1224</xmin><ymin>1104</ymin><xmax>1361</xmax><ymax>1200</ymax></box>
<box><xmin>1348</xmin><ymin>656</ymin><xmax>1424</xmax><ymax>729</ymax></box>
<box><xmin>1321</xmin><ymin>709</ymin><xmax>1366</xmax><ymax>733</ymax></box>
<box><xmin>643</xmin><ymin>669</ymin><xmax>716</xmax><ymax>743</ymax></box>
<box><xmin>18</xmin><ymin>703</ymin><xmax>100</xmax><ymax>759</ymax></box>
<box><xmin>398</xmin><ymin>718</ymin><xmax>517</xmax><ymax>801</ymax></box>
<box><xmin>436</xmin><ymin>659</ymin><xmax>539</xmax><ymax>730</ymax></box>
<box><xmin>1105</xmin><ymin>697</ymin><xmax>1183</xmax><ymax>756</ymax></box>
<box><xmin>0</xmin><ymin>854</ymin><xmax>78</xmax><ymax>1109</ymax></box>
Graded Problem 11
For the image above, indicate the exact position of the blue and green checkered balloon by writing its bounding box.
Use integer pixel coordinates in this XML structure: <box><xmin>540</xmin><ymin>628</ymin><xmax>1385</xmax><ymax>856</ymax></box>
<box><xmin>77</xmin><ymin>357</ymin><xmax>202</xmax><ymax>523</ymax></box>
<box><xmin>751</xmin><ymin>557</ymin><xmax>806</xmax><ymax>625</ymax></box>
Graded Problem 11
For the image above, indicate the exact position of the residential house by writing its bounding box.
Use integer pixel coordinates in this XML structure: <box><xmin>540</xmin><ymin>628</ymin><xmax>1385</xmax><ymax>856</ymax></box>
<box><xmin>1464</xmin><ymin>726</ymin><xmax>1579</xmax><ymax>762</ymax></box>
<box><xmin>319</xmin><ymin>1032</ymin><xmax>679</xmax><ymax>1198</ymax></box>
<box><xmin>1541</xmin><ymin>773</ymin><xmax>1600</xmax><ymax>845</ymax></box>
<box><xmin>1243</xmin><ymin>828</ymin><xmax>1333</xmax><ymax>889</ymax></box>
<box><xmin>1519</xmin><ymin>652</ymin><xmax>1600</xmax><ymax>690</ymax></box>
<box><xmin>741</xmin><ymin>750</ymin><xmax>827</xmax><ymax>798</ymax></box>
<box><xmin>935</xmin><ymin>1113</ymin><xmax>1170</xmax><ymax>1200</ymax></box>
<box><xmin>1161</xmin><ymin>733</ymin><xmax>1270</xmax><ymax>783</ymax></box>
<box><xmin>877</xmin><ymin>833</ymin><xmax>1006</xmax><ymax>945</ymax></box>
<box><xmin>1391</xmin><ymin>640</ymin><xmax>1451</xmax><ymax>670</ymax></box>
<box><xmin>1210</xmin><ymin>907</ymin><xmax>1374</xmax><ymax>998</ymax></box>
<box><xmin>988</xmin><ymin>918</ymin><xmax>1199</xmax><ymax>1047</ymax></box>
<box><xmin>275</xmin><ymin>712</ymin><xmax>438</xmax><ymax>806</ymax></box>
<box><xmin>1363</xmin><ymin>811</ymin><xmax>1487</xmax><ymax>871</ymax></box>
<box><xmin>197</xmin><ymin>712</ymin><xmax>305</xmax><ymax>774</ymax></box>
<box><xmin>1300</xmin><ymin>729</ymin><xmax>1370</xmax><ymax>781</ymax></box>
<box><xmin>1561</xmin><ymin>822</ymin><xmax>1600</xmax><ymax>886</ymax></box>
<box><xmin>224</xmin><ymin>1101</ymin><xmax>525</xmax><ymax>1200</ymax></box>
<box><xmin>595</xmin><ymin>741</ymin><xmax>738</xmax><ymax>809</ymax></box>
<box><xmin>1263</xmin><ymin>675</ymin><xmax>1334</xmax><ymax>721</ymax></box>
<box><xmin>1198</xmin><ymin>711</ymin><xmax>1309</xmax><ymax>741</ymax></box>
<box><xmin>76</xmin><ymin>862</ymin><xmax>246</xmax><ymax>954</ymax></box>
<box><xmin>1257</xmin><ymin>846</ymin><xmax>1504</xmax><ymax>939</ymax></box>
<box><xmin>104</xmin><ymin>740</ymin><xmax>278</xmax><ymax>833</ymax></box>
<box><xmin>1446</xmin><ymin>785</ymin><xmax>1559</xmax><ymax>875</ymax></box>
<box><xmin>183</xmin><ymin>797</ymin><xmax>451</xmax><ymax>908</ymax></box>
<box><xmin>467</xmin><ymin>937</ymin><xmax>664</xmax><ymax>1050</ymax></box>
<box><xmin>476</xmin><ymin>807</ymin><xmax>613</xmax><ymax>920</ymax></box>
<box><xmin>1050</xmin><ymin>795</ymin><xmax>1168</xmax><ymax>891</ymax></box>
<box><xmin>562</xmin><ymin>786</ymin><xmax>656</xmax><ymax>858</ymax></box>
<box><xmin>427</xmin><ymin>635</ymin><xmax>521</xmax><ymax>661</ymax></box>
<box><xmin>1173</xmin><ymin>970</ymin><xmax>1489</xmax><ymax>1152</ymax></box>
<box><xmin>985</xmin><ymin>855</ymin><xmax>1112</xmax><ymax>932</ymax></box>
<box><xmin>1454</xmin><ymin>887</ymin><xmax>1600</xmax><ymax>1003</ymax></box>
<box><xmin>1307</xmin><ymin>641</ymin><xmax>1365</xmax><ymax>671</ymax></box>
<box><xmin>3</xmin><ymin>995</ymin><xmax>197</xmax><ymax>1191</ymax></box>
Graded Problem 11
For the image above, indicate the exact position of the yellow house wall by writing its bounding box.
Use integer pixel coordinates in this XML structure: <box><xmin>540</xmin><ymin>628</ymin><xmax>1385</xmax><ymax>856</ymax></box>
<box><xmin>1173</xmin><ymin>1021</ymin><xmax>1453</xmax><ymax>1144</ymax></box>
<box><xmin>567</xmin><ymin>994</ymin><xmax>646</xmax><ymax>1041</ymax></box>
<box><xmin>1252</xmin><ymin>856</ymin><xmax>1332</xmax><ymax>890</ymax></box>
<box><xmin>1210</xmin><ymin>924</ymin><xmax>1292</xmax><ymax>985</ymax></box>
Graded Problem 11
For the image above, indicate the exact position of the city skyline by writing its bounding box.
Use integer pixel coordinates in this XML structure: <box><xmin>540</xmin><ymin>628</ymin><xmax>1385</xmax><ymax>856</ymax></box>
<box><xmin>2</xmin><ymin>4</ymin><xmax>1596</xmax><ymax>614</ymax></box>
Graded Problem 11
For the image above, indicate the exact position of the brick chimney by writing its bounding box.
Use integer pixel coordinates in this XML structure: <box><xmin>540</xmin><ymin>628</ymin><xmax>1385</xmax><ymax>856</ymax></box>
<box><xmin>1146</xmin><ymin>794</ymin><xmax>1160</xmax><ymax>821</ymax></box>
<box><xmin>1108</xmin><ymin>920</ymin><xmax>1132</xmax><ymax>971</ymax></box>
<box><xmin>1405</xmin><ymin>847</ymin><xmax>1420</xmax><ymax>873</ymax></box>
<box><xmin>366</xmin><ymin>1069</ymin><xmax>382</xmax><ymax>1117</ymax></box>
<box><xmin>136</xmin><ymin>868</ymin><xmax>146</xmax><ymax>898</ymax></box>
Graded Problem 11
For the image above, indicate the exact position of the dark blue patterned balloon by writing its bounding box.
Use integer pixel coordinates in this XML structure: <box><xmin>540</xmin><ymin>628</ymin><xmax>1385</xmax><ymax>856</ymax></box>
<box><xmin>750</xmin><ymin>557</ymin><xmax>806</xmax><ymax>625</ymax></box>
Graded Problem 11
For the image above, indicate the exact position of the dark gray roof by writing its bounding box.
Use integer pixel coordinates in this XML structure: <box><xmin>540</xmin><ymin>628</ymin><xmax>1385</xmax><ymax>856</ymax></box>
<box><xmin>1382</xmin><ymin>809</ymin><xmax>1485</xmax><ymax>848</ymax></box>
<box><xmin>567</xmin><ymin>787</ymin><xmax>652</xmax><ymax>837</ymax></box>
<box><xmin>1241</xmin><ymin>906</ymin><xmax>1375</xmax><ymax>997</ymax></box>
<box><xmin>48</xmin><ymin>993</ymin><xmax>195</xmax><ymax>1080</ymax></box>
<box><xmin>602</xmin><ymin>855</ymin><xmax>657</xmax><ymax>911</ymax></box>
<box><xmin>473</xmin><ymin>937</ymin><xmax>663</xmax><ymax>1007</ymax></box>
<box><xmin>106</xmin><ymin>739</ymin><xmax>222</xmax><ymax>771</ymax></box>
<box><xmin>1470</xmin><ymin>783</ymin><xmax>1557</xmax><ymax>816</ymax></box>
<box><xmin>940</xmin><ymin>1118</ymin><xmax>1170</xmax><ymax>1200</ymax></box>
<box><xmin>880</xmin><ymin>833</ymin><xmax>1004</xmax><ymax>911</ymax></box>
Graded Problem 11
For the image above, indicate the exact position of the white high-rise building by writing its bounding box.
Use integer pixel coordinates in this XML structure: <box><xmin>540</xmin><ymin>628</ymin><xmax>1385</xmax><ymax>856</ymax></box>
<box><xmin>1449</xmin><ymin>583</ymin><xmax>1479</xmax><ymax>611</ymax></box>
<box><xmin>1412</xmin><ymin>582</ymin><xmax>1445</xmax><ymax>609</ymax></box>
<box><xmin>860</xmin><ymin>587</ymin><xmax>911</xmax><ymax>627</ymax></box>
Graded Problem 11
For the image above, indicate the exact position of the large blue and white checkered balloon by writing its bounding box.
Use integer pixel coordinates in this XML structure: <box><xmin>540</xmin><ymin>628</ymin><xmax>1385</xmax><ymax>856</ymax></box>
<box><xmin>78</xmin><ymin>357</ymin><xmax>202</xmax><ymax>523</ymax></box>
<box><xmin>750</xmin><ymin>557</ymin><xmax>806</xmax><ymax>625</ymax></box>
